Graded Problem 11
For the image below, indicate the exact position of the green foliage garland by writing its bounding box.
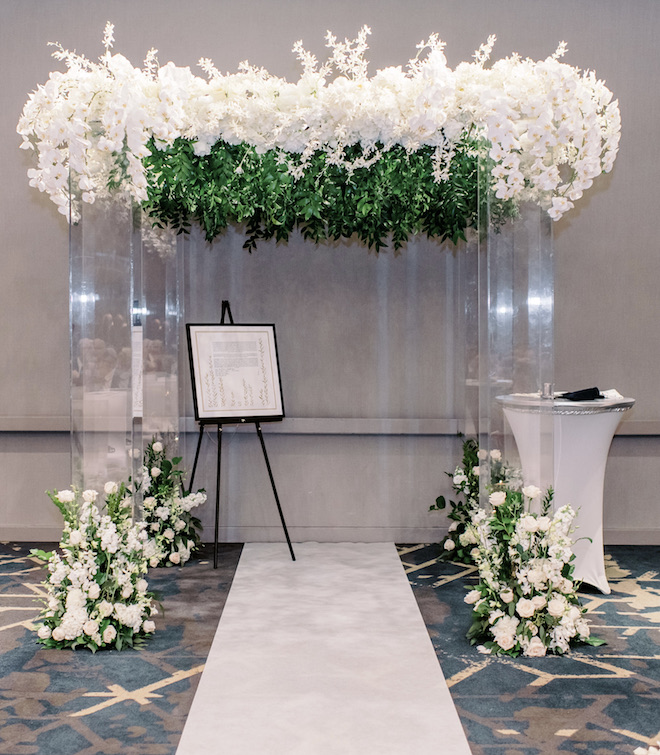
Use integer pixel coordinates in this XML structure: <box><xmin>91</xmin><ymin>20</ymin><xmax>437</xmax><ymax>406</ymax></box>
<box><xmin>144</xmin><ymin>136</ymin><xmax>517</xmax><ymax>251</ymax></box>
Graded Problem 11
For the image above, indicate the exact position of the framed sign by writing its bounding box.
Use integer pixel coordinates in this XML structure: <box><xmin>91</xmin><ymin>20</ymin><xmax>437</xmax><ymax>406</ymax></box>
<box><xmin>186</xmin><ymin>323</ymin><xmax>284</xmax><ymax>422</ymax></box>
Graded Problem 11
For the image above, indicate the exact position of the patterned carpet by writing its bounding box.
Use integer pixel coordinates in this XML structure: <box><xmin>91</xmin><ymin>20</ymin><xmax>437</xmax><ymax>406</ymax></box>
<box><xmin>0</xmin><ymin>542</ymin><xmax>242</xmax><ymax>755</ymax></box>
<box><xmin>399</xmin><ymin>544</ymin><xmax>660</xmax><ymax>754</ymax></box>
<box><xmin>1</xmin><ymin>542</ymin><xmax>659</xmax><ymax>754</ymax></box>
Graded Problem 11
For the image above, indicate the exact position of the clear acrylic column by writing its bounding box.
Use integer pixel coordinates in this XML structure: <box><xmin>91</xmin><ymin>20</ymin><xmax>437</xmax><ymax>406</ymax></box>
<box><xmin>477</xmin><ymin>198</ymin><xmax>554</xmax><ymax>500</ymax></box>
<box><xmin>70</xmin><ymin>195</ymin><xmax>137</xmax><ymax>491</ymax></box>
<box><xmin>70</xmin><ymin>196</ymin><xmax>180</xmax><ymax>494</ymax></box>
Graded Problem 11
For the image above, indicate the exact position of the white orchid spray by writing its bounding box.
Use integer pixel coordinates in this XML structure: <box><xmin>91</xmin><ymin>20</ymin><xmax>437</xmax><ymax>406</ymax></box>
<box><xmin>18</xmin><ymin>25</ymin><xmax>620</xmax><ymax>247</ymax></box>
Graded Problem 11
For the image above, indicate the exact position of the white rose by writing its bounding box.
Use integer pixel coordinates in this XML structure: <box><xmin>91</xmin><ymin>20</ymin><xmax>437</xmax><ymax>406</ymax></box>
<box><xmin>152</xmin><ymin>442</ymin><xmax>163</xmax><ymax>453</ymax></box>
<box><xmin>104</xmin><ymin>481</ymin><xmax>119</xmax><ymax>496</ymax></box>
<box><xmin>472</xmin><ymin>466</ymin><xmax>480</xmax><ymax>477</ymax></box>
<box><xmin>98</xmin><ymin>600</ymin><xmax>114</xmax><ymax>618</ymax></box>
<box><xmin>52</xmin><ymin>626</ymin><xmax>65</xmax><ymax>641</ymax></box>
<box><xmin>522</xmin><ymin>485</ymin><xmax>542</xmax><ymax>500</ymax></box>
<box><xmin>169</xmin><ymin>552</ymin><xmax>181</xmax><ymax>564</ymax></box>
<box><xmin>518</xmin><ymin>515</ymin><xmax>538</xmax><ymax>534</ymax></box>
<box><xmin>532</xmin><ymin>595</ymin><xmax>547</xmax><ymax>611</ymax></box>
<box><xmin>489</xmin><ymin>491</ymin><xmax>507</xmax><ymax>507</ymax></box>
<box><xmin>37</xmin><ymin>624</ymin><xmax>52</xmax><ymax>639</ymax></box>
<box><xmin>464</xmin><ymin>589</ymin><xmax>481</xmax><ymax>605</ymax></box>
<box><xmin>142</xmin><ymin>620</ymin><xmax>156</xmax><ymax>633</ymax></box>
<box><xmin>500</xmin><ymin>588</ymin><xmax>514</xmax><ymax>604</ymax></box>
<box><xmin>163</xmin><ymin>528</ymin><xmax>175</xmax><ymax>540</ymax></box>
<box><xmin>88</xmin><ymin>583</ymin><xmax>101</xmax><ymax>600</ymax></box>
<box><xmin>453</xmin><ymin>473</ymin><xmax>467</xmax><ymax>485</ymax></box>
<box><xmin>121</xmin><ymin>585</ymin><xmax>133</xmax><ymax>599</ymax></box>
<box><xmin>548</xmin><ymin>597</ymin><xmax>566</xmax><ymax>617</ymax></box>
<box><xmin>151</xmin><ymin>467</ymin><xmax>161</xmax><ymax>478</ymax></box>
<box><xmin>536</xmin><ymin>516</ymin><xmax>551</xmax><ymax>532</ymax></box>
<box><xmin>102</xmin><ymin>625</ymin><xmax>117</xmax><ymax>644</ymax></box>
<box><xmin>83</xmin><ymin>620</ymin><xmax>99</xmax><ymax>636</ymax></box>
<box><xmin>68</xmin><ymin>530</ymin><xmax>83</xmax><ymax>546</ymax></box>
<box><xmin>490</xmin><ymin>449</ymin><xmax>502</xmax><ymax>461</ymax></box>
<box><xmin>495</xmin><ymin>632</ymin><xmax>516</xmax><ymax>651</ymax></box>
<box><xmin>477</xmin><ymin>449</ymin><xmax>488</xmax><ymax>461</ymax></box>
<box><xmin>524</xmin><ymin>636</ymin><xmax>547</xmax><ymax>657</ymax></box>
<box><xmin>136</xmin><ymin>579</ymin><xmax>148</xmax><ymax>594</ymax></box>
<box><xmin>443</xmin><ymin>538</ymin><xmax>455</xmax><ymax>552</ymax></box>
<box><xmin>447</xmin><ymin>521</ymin><xmax>459</xmax><ymax>533</ymax></box>
<box><xmin>56</xmin><ymin>490</ymin><xmax>76</xmax><ymax>503</ymax></box>
<box><xmin>149</xmin><ymin>557</ymin><xmax>160</xmax><ymax>567</ymax></box>
<box><xmin>516</xmin><ymin>598</ymin><xmax>536</xmax><ymax>618</ymax></box>
<box><xmin>82</xmin><ymin>489</ymin><xmax>98</xmax><ymax>503</ymax></box>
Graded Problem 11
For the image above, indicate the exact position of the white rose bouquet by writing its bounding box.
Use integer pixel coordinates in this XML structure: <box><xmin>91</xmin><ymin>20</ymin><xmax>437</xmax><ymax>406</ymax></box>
<box><xmin>463</xmin><ymin>486</ymin><xmax>602</xmax><ymax>656</ymax></box>
<box><xmin>32</xmin><ymin>484</ymin><xmax>157</xmax><ymax>651</ymax></box>
<box><xmin>138</xmin><ymin>439</ymin><xmax>206</xmax><ymax>567</ymax></box>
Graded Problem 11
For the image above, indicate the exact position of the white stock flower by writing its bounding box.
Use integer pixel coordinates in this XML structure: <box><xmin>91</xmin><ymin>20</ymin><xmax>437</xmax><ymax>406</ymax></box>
<box><xmin>82</xmin><ymin>489</ymin><xmax>98</xmax><ymax>503</ymax></box>
<box><xmin>56</xmin><ymin>490</ymin><xmax>76</xmax><ymax>503</ymax></box>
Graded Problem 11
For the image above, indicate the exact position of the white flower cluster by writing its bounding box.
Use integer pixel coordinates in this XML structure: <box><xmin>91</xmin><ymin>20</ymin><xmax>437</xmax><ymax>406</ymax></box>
<box><xmin>142</xmin><ymin>490</ymin><xmax>206</xmax><ymax>566</ymax></box>
<box><xmin>18</xmin><ymin>24</ymin><xmax>619</xmax><ymax>223</ymax></box>
<box><xmin>139</xmin><ymin>439</ymin><xmax>206</xmax><ymax>567</ymax></box>
<box><xmin>36</xmin><ymin>486</ymin><xmax>156</xmax><ymax>650</ymax></box>
<box><xmin>465</xmin><ymin>491</ymin><xmax>590</xmax><ymax>656</ymax></box>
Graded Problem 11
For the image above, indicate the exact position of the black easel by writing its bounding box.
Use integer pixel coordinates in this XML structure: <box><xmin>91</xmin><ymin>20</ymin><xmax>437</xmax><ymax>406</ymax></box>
<box><xmin>186</xmin><ymin>301</ymin><xmax>295</xmax><ymax>567</ymax></box>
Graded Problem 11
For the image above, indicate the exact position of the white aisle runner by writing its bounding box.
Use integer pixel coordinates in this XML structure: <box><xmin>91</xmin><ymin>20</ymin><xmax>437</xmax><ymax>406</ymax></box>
<box><xmin>176</xmin><ymin>542</ymin><xmax>471</xmax><ymax>755</ymax></box>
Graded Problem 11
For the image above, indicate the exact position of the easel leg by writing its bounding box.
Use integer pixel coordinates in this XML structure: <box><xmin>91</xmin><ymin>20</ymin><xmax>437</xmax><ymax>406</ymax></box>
<box><xmin>214</xmin><ymin>425</ymin><xmax>222</xmax><ymax>569</ymax></box>
<box><xmin>255</xmin><ymin>422</ymin><xmax>296</xmax><ymax>561</ymax></box>
<box><xmin>186</xmin><ymin>426</ymin><xmax>204</xmax><ymax>495</ymax></box>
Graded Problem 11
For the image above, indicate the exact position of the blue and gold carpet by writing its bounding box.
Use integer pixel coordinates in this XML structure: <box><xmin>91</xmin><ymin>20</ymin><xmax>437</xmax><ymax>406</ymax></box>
<box><xmin>1</xmin><ymin>542</ymin><xmax>659</xmax><ymax>754</ymax></box>
<box><xmin>399</xmin><ymin>544</ymin><xmax>660</xmax><ymax>754</ymax></box>
<box><xmin>0</xmin><ymin>542</ymin><xmax>242</xmax><ymax>755</ymax></box>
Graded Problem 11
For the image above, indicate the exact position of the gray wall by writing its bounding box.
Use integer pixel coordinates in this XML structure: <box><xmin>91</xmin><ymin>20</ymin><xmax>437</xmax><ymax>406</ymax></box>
<box><xmin>2</xmin><ymin>0</ymin><xmax>659</xmax><ymax>543</ymax></box>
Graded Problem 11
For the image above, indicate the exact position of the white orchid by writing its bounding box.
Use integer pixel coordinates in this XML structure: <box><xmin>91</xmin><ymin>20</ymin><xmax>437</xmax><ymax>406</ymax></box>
<box><xmin>19</xmin><ymin>27</ymin><xmax>619</xmax><ymax>226</ymax></box>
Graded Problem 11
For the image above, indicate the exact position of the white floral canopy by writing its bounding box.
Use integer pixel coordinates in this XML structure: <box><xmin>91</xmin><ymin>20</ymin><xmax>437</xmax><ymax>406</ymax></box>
<box><xmin>18</xmin><ymin>24</ymin><xmax>619</xmax><ymax>249</ymax></box>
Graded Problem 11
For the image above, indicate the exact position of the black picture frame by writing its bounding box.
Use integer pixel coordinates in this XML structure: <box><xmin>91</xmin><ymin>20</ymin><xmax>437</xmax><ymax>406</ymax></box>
<box><xmin>186</xmin><ymin>323</ymin><xmax>284</xmax><ymax>423</ymax></box>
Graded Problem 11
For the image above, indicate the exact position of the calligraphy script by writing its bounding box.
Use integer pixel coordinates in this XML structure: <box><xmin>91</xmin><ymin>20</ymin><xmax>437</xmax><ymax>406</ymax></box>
<box><xmin>212</xmin><ymin>340</ymin><xmax>259</xmax><ymax>376</ymax></box>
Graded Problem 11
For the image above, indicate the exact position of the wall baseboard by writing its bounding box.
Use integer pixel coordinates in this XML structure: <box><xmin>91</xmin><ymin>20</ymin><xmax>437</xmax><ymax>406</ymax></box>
<box><xmin>5</xmin><ymin>524</ymin><xmax>659</xmax><ymax>546</ymax></box>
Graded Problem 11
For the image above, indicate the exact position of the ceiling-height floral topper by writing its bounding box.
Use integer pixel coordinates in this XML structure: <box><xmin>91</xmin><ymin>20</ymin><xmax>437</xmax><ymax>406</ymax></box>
<box><xmin>18</xmin><ymin>24</ymin><xmax>620</xmax><ymax>249</ymax></box>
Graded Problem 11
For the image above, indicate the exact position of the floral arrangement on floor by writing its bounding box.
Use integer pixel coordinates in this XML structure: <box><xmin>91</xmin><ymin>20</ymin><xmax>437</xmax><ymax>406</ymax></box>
<box><xmin>139</xmin><ymin>439</ymin><xmax>206</xmax><ymax>567</ymax></box>
<box><xmin>18</xmin><ymin>24</ymin><xmax>620</xmax><ymax>249</ymax></box>
<box><xmin>431</xmin><ymin>436</ymin><xmax>522</xmax><ymax>563</ymax></box>
<box><xmin>464</xmin><ymin>485</ymin><xmax>600</xmax><ymax>656</ymax></box>
<box><xmin>432</xmin><ymin>437</ymin><xmax>601</xmax><ymax>656</ymax></box>
<box><xmin>31</xmin><ymin>484</ymin><xmax>157</xmax><ymax>652</ymax></box>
